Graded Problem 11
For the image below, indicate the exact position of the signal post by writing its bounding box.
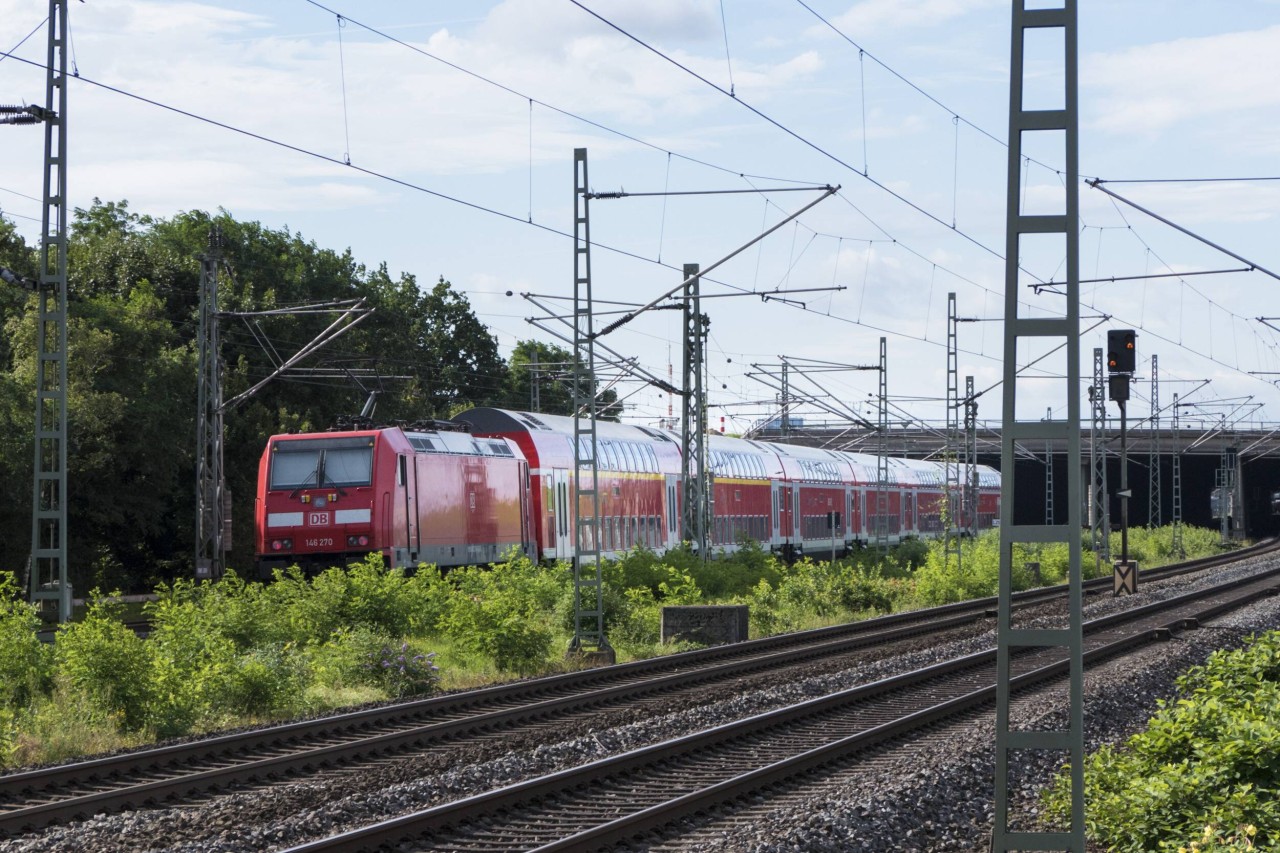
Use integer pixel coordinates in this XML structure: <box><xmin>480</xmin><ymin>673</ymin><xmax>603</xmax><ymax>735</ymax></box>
<box><xmin>1107</xmin><ymin>329</ymin><xmax>1138</xmax><ymax>595</ymax></box>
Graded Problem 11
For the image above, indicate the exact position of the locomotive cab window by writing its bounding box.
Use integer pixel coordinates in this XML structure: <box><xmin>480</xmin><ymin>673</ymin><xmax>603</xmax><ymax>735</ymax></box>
<box><xmin>269</xmin><ymin>437</ymin><xmax>374</xmax><ymax>491</ymax></box>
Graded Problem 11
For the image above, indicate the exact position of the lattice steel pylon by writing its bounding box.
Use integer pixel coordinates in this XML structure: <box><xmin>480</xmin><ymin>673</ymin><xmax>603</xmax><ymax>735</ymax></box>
<box><xmin>1217</xmin><ymin>430</ymin><xmax>1237</xmax><ymax>547</ymax></box>
<box><xmin>570</xmin><ymin>148</ymin><xmax>608</xmax><ymax>656</ymax></box>
<box><xmin>681</xmin><ymin>263</ymin><xmax>709</xmax><ymax>558</ymax></box>
<box><xmin>26</xmin><ymin>0</ymin><xmax>71</xmax><ymax>622</ymax></box>
<box><xmin>1171</xmin><ymin>392</ymin><xmax>1184</xmax><ymax>557</ymax></box>
<box><xmin>965</xmin><ymin>375</ymin><xmax>978</xmax><ymax>536</ymax></box>
<box><xmin>780</xmin><ymin>360</ymin><xmax>790</xmax><ymax>439</ymax></box>
<box><xmin>195</xmin><ymin>227</ymin><xmax>228</xmax><ymax>579</ymax></box>
<box><xmin>992</xmin><ymin>3</ymin><xmax>1085</xmax><ymax>850</ymax></box>
<box><xmin>1044</xmin><ymin>407</ymin><xmax>1054</xmax><ymax>526</ymax></box>
<box><xmin>874</xmin><ymin>337</ymin><xmax>889</xmax><ymax>561</ymax></box>
<box><xmin>1090</xmin><ymin>347</ymin><xmax>1110</xmax><ymax>566</ymax></box>
<box><xmin>1148</xmin><ymin>354</ymin><xmax>1161</xmax><ymax>527</ymax></box>
<box><xmin>944</xmin><ymin>293</ymin><xmax>962</xmax><ymax>575</ymax></box>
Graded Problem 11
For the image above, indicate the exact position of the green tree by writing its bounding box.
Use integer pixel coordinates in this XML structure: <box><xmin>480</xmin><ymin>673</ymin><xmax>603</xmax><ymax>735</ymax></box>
<box><xmin>0</xmin><ymin>201</ymin><xmax>520</xmax><ymax>587</ymax></box>
<box><xmin>360</xmin><ymin>273</ymin><xmax>506</xmax><ymax>421</ymax></box>
<box><xmin>503</xmin><ymin>339</ymin><xmax>621</xmax><ymax>420</ymax></box>
<box><xmin>0</xmin><ymin>220</ymin><xmax>38</xmax><ymax>575</ymax></box>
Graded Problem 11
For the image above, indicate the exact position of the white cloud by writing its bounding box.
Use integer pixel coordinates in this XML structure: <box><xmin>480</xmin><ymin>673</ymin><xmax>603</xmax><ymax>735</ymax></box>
<box><xmin>479</xmin><ymin>0</ymin><xmax>719</xmax><ymax>55</ymax></box>
<box><xmin>1086</xmin><ymin>25</ymin><xmax>1280</xmax><ymax>136</ymax></box>
<box><xmin>825</xmin><ymin>0</ymin><xmax>1005</xmax><ymax>37</ymax></box>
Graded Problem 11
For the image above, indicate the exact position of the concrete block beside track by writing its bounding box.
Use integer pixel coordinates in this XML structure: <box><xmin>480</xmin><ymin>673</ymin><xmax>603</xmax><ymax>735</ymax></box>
<box><xmin>661</xmin><ymin>605</ymin><xmax>749</xmax><ymax>646</ymax></box>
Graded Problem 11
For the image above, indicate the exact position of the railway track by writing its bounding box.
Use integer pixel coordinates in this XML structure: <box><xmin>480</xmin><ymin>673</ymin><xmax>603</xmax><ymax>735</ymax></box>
<box><xmin>282</xmin><ymin>555</ymin><xmax>1280</xmax><ymax>853</ymax></box>
<box><xmin>0</xmin><ymin>540</ymin><xmax>1274</xmax><ymax>840</ymax></box>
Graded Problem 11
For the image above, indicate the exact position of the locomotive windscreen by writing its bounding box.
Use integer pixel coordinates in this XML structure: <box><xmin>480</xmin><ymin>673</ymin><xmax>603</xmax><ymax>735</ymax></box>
<box><xmin>269</xmin><ymin>436</ymin><xmax>375</xmax><ymax>490</ymax></box>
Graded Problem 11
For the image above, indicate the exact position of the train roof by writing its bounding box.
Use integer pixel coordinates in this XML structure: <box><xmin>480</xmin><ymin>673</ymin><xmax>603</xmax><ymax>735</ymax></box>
<box><xmin>454</xmin><ymin>408</ymin><xmax>1003</xmax><ymax>488</ymax></box>
<box><xmin>269</xmin><ymin>427</ymin><xmax>520</xmax><ymax>459</ymax></box>
<box><xmin>456</xmin><ymin>408</ymin><xmax>678</xmax><ymax>445</ymax></box>
<box><xmin>402</xmin><ymin>429</ymin><xmax>519</xmax><ymax>458</ymax></box>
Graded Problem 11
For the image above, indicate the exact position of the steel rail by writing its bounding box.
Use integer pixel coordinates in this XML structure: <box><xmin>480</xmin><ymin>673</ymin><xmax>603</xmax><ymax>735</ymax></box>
<box><xmin>283</xmin><ymin>561</ymin><xmax>1280</xmax><ymax>852</ymax></box>
<box><xmin>1</xmin><ymin>539</ymin><xmax>1273</xmax><ymax>835</ymax></box>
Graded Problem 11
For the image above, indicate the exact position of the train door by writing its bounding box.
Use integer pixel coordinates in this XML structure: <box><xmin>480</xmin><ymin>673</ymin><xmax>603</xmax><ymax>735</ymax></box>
<box><xmin>551</xmin><ymin>468</ymin><xmax>572</xmax><ymax>559</ymax></box>
<box><xmin>397</xmin><ymin>454</ymin><xmax>416</xmax><ymax>566</ymax></box>
<box><xmin>791</xmin><ymin>485</ymin><xmax>802</xmax><ymax>542</ymax></box>
<box><xmin>845</xmin><ymin>488</ymin><xmax>854</xmax><ymax>549</ymax></box>
<box><xmin>407</xmin><ymin>454</ymin><xmax>423</xmax><ymax>564</ymax></box>
<box><xmin>770</xmin><ymin>482</ymin><xmax>782</xmax><ymax>549</ymax></box>
<box><xmin>519</xmin><ymin>461</ymin><xmax>534</xmax><ymax>561</ymax></box>
<box><xmin>665</xmin><ymin>474</ymin><xmax>680</xmax><ymax>549</ymax></box>
<box><xmin>903</xmin><ymin>491</ymin><xmax>915</xmax><ymax>536</ymax></box>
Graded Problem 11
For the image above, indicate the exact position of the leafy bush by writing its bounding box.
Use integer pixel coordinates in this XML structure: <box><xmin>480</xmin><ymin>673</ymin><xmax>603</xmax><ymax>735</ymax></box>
<box><xmin>264</xmin><ymin>555</ymin><xmax>424</xmax><ymax>643</ymax></box>
<box><xmin>54</xmin><ymin>593</ymin><xmax>152</xmax><ymax>731</ymax></box>
<box><xmin>403</xmin><ymin>564</ymin><xmax>457</xmax><ymax>635</ymax></box>
<box><xmin>836</xmin><ymin>564</ymin><xmax>905</xmax><ymax>613</ymax></box>
<box><xmin>0</xmin><ymin>572</ymin><xmax>49</xmax><ymax>707</ymax></box>
<box><xmin>0</xmin><ymin>707</ymin><xmax>17</xmax><ymax>767</ymax></box>
<box><xmin>893</xmin><ymin>537</ymin><xmax>931</xmax><ymax>571</ymax></box>
<box><xmin>693</xmin><ymin>539</ymin><xmax>783</xmax><ymax>598</ymax></box>
<box><xmin>7</xmin><ymin>684</ymin><xmax>134</xmax><ymax>766</ymax></box>
<box><xmin>144</xmin><ymin>578</ymin><xmax>240</xmax><ymax>734</ymax></box>
<box><xmin>611</xmin><ymin>546</ymin><xmax>675</xmax><ymax>596</ymax></box>
<box><xmin>442</xmin><ymin>554</ymin><xmax>565</xmax><ymax>674</ymax></box>
<box><xmin>1044</xmin><ymin>631</ymin><xmax>1280</xmax><ymax>851</ymax></box>
<box><xmin>219</xmin><ymin>643</ymin><xmax>307</xmax><ymax>717</ymax></box>
<box><xmin>306</xmin><ymin>625</ymin><xmax>398</xmax><ymax>691</ymax></box>
<box><xmin>189</xmin><ymin>570</ymin><xmax>285</xmax><ymax>650</ymax></box>
<box><xmin>607</xmin><ymin>586</ymin><xmax>663</xmax><ymax>651</ymax></box>
<box><xmin>363</xmin><ymin>642</ymin><xmax>439</xmax><ymax>698</ymax></box>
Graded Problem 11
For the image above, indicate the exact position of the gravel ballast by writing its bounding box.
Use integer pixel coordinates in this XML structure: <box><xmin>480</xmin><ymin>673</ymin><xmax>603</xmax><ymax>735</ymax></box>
<box><xmin>3</xmin><ymin>555</ymin><xmax>1278</xmax><ymax>853</ymax></box>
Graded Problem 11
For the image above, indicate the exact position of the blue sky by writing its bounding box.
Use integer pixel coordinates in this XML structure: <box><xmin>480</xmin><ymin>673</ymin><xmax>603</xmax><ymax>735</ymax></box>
<box><xmin>3</xmin><ymin>1</ymin><xmax>1280</xmax><ymax>435</ymax></box>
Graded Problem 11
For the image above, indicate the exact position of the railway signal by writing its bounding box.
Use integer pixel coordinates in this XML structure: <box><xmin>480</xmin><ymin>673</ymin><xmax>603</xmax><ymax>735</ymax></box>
<box><xmin>1106</xmin><ymin>329</ymin><xmax>1138</xmax><ymax>597</ymax></box>
<box><xmin>1106</xmin><ymin>329</ymin><xmax>1136</xmax><ymax>373</ymax></box>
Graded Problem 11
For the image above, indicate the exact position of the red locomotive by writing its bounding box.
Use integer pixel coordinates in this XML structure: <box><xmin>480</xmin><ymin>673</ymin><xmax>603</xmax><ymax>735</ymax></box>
<box><xmin>254</xmin><ymin>407</ymin><xmax>1001</xmax><ymax>574</ymax></box>
<box><xmin>255</xmin><ymin>420</ymin><xmax>533</xmax><ymax>576</ymax></box>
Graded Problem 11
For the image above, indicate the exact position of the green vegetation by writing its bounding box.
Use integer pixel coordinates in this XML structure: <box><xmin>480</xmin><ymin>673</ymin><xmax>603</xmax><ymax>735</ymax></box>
<box><xmin>912</xmin><ymin>523</ymin><xmax>1230</xmax><ymax>606</ymax></box>
<box><xmin>0</xmin><ymin>525</ymin><xmax>1229</xmax><ymax>769</ymax></box>
<box><xmin>0</xmin><ymin>203</ymin><xmax>616</xmax><ymax>593</ymax></box>
<box><xmin>1043</xmin><ymin>630</ymin><xmax>1280</xmax><ymax>852</ymax></box>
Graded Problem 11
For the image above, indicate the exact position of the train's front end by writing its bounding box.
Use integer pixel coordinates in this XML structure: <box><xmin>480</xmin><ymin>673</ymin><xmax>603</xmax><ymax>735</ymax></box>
<box><xmin>255</xmin><ymin>430</ymin><xmax>385</xmax><ymax>576</ymax></box>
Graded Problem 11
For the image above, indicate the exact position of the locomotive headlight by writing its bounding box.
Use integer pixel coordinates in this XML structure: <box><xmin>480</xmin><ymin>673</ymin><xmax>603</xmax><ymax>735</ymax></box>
<box><xmin>271</xmin><ymin>538</ymin><xmax>293</xmax><ymax>551</ymax></box>
<box><xmin>347</xmin><ymin>534</ymin><xmax>370</xmax><ymax>548</ymax></box>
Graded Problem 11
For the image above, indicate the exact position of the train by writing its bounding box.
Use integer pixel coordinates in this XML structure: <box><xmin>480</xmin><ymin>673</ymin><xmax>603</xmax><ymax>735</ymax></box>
<box><xmin>254</xmin><ymin>407</ymin><xmax>1002</xmax><ymax>576</ymax></box>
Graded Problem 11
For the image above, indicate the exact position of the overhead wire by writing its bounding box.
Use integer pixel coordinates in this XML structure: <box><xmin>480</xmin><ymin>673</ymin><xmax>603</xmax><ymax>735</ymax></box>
<box><xmin>297</xmin><ymin>0</ymin><xmax>821</xmax><ymax>189</ymax></box>
<box><xmin>296</xmin><ymin>0</ymin><xmax>1060</xmax><ymax>388</ymax></box>
<box><xmin>1095</xmin><ymin>176</ymin><xmax>1280</xmax><ymax>184</ymax></box>
<box><xmin>11</xmin><ymin>8</ymin><xmax>1276</xmax><ymax>418</ymax></box>
<box><xmin>566</xmin><ymin>0</ymin><xmax>1010</xmax><ymax>264</ymax></box>
<box><xmin>0</xmin><ymin>17</ymin><xmax>46</xmax><ymax>67</ymax></box>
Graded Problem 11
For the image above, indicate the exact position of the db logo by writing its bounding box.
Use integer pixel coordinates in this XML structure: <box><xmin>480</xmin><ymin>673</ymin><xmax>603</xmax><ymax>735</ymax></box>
<box><xmin>308</xmin><ymin>512</ymin><xmax>330</xmax><ymax>526</ymax></box>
